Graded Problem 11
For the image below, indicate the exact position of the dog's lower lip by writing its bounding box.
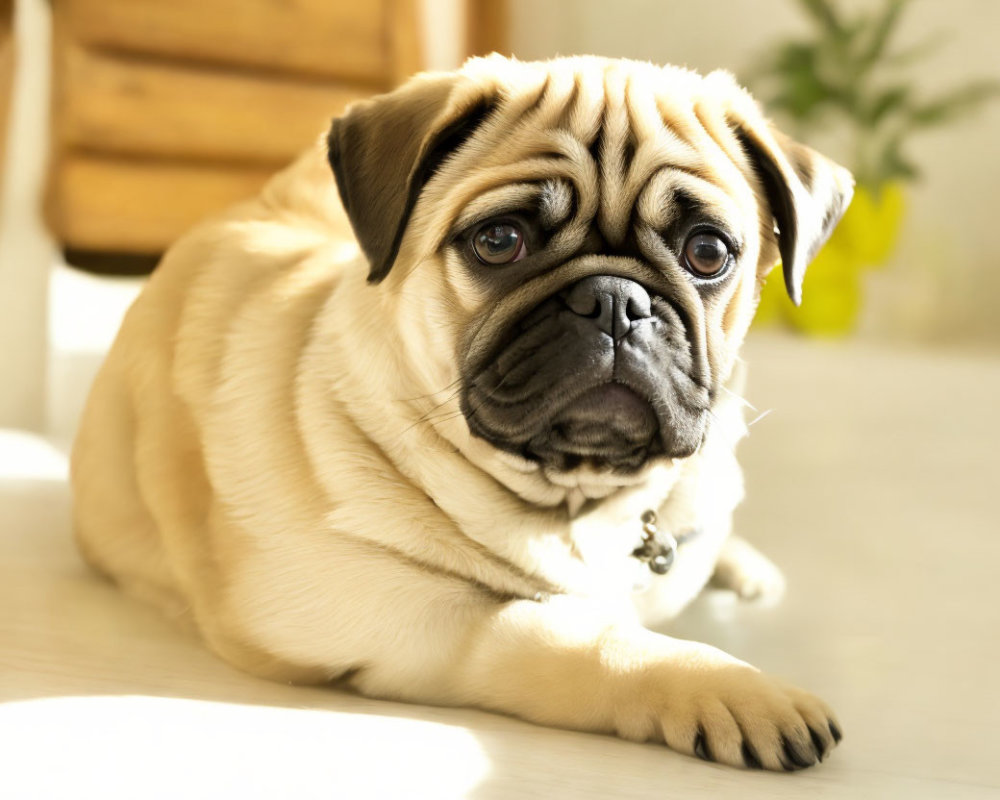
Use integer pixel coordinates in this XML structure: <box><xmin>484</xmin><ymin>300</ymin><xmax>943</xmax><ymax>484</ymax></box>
<box><xmin>552</xmin><ymin>383</ymin><xmax>651</xmax><ymax>428</ymax></box>
<box><xmin>522</xmin><ymin>382</ymin><xmax>660</xmax><ymax>470</ymax></box>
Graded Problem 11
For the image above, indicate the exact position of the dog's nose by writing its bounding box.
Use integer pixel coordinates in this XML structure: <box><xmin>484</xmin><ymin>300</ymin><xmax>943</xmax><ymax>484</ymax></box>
<box><xmin>562</xmin><ymin>276</ymin><xmax>652</xmax><ymax>342</ymax></box>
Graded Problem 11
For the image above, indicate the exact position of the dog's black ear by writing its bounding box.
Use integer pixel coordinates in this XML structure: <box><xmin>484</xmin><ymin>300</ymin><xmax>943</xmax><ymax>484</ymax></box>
<box><xmin>327</xmin><ymin>75</ymin><xmax>496</xmax><ymax>283</ymax></box>
<box><xmin>727</xmin><ymin>113</ymin><xmax>854</xmax><ymax>306</ymax></box>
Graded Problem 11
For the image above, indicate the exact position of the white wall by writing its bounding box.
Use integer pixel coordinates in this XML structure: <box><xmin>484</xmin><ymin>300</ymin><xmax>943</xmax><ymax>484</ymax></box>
<box><xmin>0</xmin><ymin>0</ymin><xmax>54</xmax><ymax>429</ymax></box>
<box><xmin>508</xmin><ymin>0</ymin><xmax>1000</xmax><ymax>349</ymax></box>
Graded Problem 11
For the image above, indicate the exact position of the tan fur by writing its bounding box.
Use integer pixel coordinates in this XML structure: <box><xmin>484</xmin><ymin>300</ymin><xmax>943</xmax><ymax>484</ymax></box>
<box><xmin>72</xmin><ymin>56</ymin><xmax>851</xmax><ymax>770</ymax></box>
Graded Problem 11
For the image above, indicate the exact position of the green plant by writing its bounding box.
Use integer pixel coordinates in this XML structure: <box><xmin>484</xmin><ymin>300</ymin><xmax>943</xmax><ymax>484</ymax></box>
<box><xmin>749</xmin><ymin>0</ymin><xmax>999</xmax><ymax>191</ymax></box>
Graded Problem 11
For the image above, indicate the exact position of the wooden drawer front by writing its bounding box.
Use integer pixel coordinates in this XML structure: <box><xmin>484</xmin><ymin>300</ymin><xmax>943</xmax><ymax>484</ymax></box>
<box><xmin>49</xmin><ymin>156</ymin><xmax>275</xmax><ymax>252</ymax></box>
<box><xmin>55</xmin><ymin>45</ymin><xmax>367</xmax><ymax>165</ymax></box>
<box><xmin>61</xmin><ymin>0</ymin><xmax>391</xmax><ymax>84</ymax></box>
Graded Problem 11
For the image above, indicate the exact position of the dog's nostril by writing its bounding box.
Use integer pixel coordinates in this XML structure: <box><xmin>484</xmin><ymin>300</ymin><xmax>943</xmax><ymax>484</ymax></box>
<box><xmin>573</xmin><ymin>297</ymin><xmax>602</xmax><ymax>319</ymax></box>
<box><xmin>626</xmin><ymin>294</ymin><xmax>651</xmax><ymax>321</ymax></box>
<box><xmin>563</xmin><ymin>286</ymin><xmax>601</xmax><ymax>319</ymax></box>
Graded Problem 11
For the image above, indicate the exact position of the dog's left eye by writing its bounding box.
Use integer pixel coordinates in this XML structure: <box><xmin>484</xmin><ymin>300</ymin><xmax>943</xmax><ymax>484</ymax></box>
<box><xmin>683</xmin><ymin>232</ymin><xmax>731</xmax><ymax>277</ymax></box>
<box><xmin>472</xmin><ymin>222</ymin><xmax>527</xmax><ymax>265</ymax></box>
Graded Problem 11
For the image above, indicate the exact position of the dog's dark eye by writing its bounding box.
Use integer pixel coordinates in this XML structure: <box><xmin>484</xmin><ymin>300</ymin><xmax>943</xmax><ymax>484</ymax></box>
<box><xmin>683</xmin><ymin>232</ymin><xmax>730</xmax><ymax>277</ymax></box>
<box><xmin>472</xmin><ymin>222</ymin><xmax>526</xmax><ymax>265</ymax></box>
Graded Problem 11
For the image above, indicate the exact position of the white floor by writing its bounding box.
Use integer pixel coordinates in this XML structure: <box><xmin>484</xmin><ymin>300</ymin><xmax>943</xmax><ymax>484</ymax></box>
<box><xmin>2</xmin><ymin>325</ymin><xmax>999</xmax><ymax>798</ymax></box>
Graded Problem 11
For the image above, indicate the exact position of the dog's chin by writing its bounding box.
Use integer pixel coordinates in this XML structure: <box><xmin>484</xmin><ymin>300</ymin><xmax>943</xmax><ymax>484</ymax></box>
<box><xmin>523</xmin><ymin>383</ymin><xmax>662</xmax><ymax>473</ymax></box>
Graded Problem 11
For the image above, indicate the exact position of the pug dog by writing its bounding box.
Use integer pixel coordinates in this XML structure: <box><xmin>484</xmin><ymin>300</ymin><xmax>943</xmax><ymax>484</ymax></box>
<box><xmin>72</xmin><ymin>55</ymin><xmax>853</xmax><ymax>771</ymax></box>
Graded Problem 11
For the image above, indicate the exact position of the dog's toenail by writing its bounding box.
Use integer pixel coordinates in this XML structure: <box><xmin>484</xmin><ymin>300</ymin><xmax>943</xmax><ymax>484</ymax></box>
<box><xmin>693</xmin><ymin>728</ymin><xmax>713</xmax><ymax>762</ymax></box>
<box><xmin>741</xmin><ymin>740</ymin><xmax>763</xmax><ymax>769</ymax></box>
<box><xmin>829</xmin><ymin>721</ymin><xmax>843</xmax><ymax>744</ymax></box>
<box><xmin>782</xmin><ymin>735</ymin><xmax>816</xmax><ymax>769</ymax></box>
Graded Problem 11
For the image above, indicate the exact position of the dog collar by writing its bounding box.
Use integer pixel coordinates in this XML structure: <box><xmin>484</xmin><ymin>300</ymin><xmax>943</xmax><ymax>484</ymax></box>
<box><xmin>632</xmin><ymin>509</ymin><xmax>701</xmax><ymax>574</ymax></box>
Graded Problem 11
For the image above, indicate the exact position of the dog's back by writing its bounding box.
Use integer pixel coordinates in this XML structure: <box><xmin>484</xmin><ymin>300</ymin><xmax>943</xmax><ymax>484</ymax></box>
<box><xmin>71</xmin><ymin>146</ymin><xmax>352</xmax><ymax>627</ymax></box>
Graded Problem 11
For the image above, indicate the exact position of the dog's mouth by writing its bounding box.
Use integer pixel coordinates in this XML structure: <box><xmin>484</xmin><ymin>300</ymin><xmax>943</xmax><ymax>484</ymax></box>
<box><xmin>523</xmin><ymin>383</ymin><xmax>662</xmax><ymax>471</ymax></box>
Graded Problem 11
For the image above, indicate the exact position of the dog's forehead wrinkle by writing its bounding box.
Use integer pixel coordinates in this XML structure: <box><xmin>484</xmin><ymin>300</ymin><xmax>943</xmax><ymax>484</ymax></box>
<box><xmin>539</xmin><ymin>179</ymin><xmax>575</xmax><ymax>229</ymax></box>
<box><xmin>691</xmin><ymin>101</ymin><xmax>765</xmax><ymax>198</ymax></box>
<box><xmin>453</xmin><ymin>182</ymin><xmax>544</xmax><ymax>226</ymax></box>
<box><xmin>440</xmin><ymin>69</ymin><xmax>724</xmax><ymax>250</ymax></box>
<box><xmin>523</xmin><ymin>73</ymin><xmax>552</xmax><ymax>117</ymax></box>
<box><xmin>635</xmin><ymin>169</ymin><xmax>745</xmax><ymax>243</ymax></box>
<box><xmin>569</xmin><ymin>87</ymin><xmax>722</xmax><ymax>251</ymax></box>
<box><xmin>525</xmin><ymin>69</ymin><xmax>587</xmax><ymax>132</ymax></box>
<box><xmin>554</xmin><ymin>71</ymin><xmax>583</xmax><ymax>131</ymax></box>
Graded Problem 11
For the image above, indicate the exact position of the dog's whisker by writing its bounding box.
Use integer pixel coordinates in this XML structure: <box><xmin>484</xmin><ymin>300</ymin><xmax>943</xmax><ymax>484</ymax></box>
<box><xmin>400</xmin><ymin>392</ymin><xmax>464</xmax><ymax>433</ymax></box>
<box><xmin>704</xmin><ymin>407</ymin><xmax>747</xmax><ymax>448</ymax></box>
<box><xmin>394</xmin><ymin>379</ymin><xmax>462</xmax><ymax>403</ymax></box>
<box><xmin>720</xmin><ymin>384</ymin><xmax>757</xmax><ymax>412</ymax></box>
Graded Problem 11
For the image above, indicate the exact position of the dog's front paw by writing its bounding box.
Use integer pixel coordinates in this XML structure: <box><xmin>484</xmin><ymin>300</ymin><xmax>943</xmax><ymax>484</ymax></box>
<box><xmin>711</xmin><ymin>535</ymin><xmax>786</xmax><ymax>602</ymax></box>
<box><xmin>627</xmin><ymin>646</ymin><xmax>842</xmax><ymax>770</ymax></box>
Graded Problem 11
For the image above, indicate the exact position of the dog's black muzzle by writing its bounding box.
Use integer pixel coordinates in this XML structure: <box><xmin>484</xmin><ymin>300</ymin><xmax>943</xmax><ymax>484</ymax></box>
<box><xmin>462</xmin><ymin>275</ymin><xmax>708</xmax><ymax>472</ymax></box>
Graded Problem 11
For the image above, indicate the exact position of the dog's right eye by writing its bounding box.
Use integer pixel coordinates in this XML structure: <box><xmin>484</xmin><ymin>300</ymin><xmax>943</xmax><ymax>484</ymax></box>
<box><xmin>472</xmin><ymin>222</ymin><xmax>527</xmax><ymax>265</ymax></box>
<box><xmin>682</xmin><ymin>231</ymin><xmax>731</xmax><ymax>278</ymax></box>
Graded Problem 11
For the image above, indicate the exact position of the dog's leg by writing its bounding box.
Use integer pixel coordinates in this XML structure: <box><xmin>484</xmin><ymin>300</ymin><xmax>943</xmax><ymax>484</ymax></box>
<box><xmin>314</xmin><ymin>586</ymin><xmax>840</xmax><ymax>771</ymax></box>
<box><xmin>424</xmin><ymin>594</ymin><xmax>839</xmax><ymax>770</ymax></box>
<box><xmin>213</xmin><ymin>535</ymin><xmax>837</xmax><ymax>770</ymax></box>
<box><xmin>710</xmin><ymin>535</ymin><xmax>786</xmax><ymax>602</ymax></box>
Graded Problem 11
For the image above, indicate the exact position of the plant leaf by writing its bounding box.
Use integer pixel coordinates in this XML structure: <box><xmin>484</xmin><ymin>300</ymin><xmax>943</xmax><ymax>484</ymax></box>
<box><xmin>748</xmin><ymin>0</ymin><xmax>999</xmax><ymax>189</ymax></box>
<box><xmin>874</xmin><ymin>135</ymin><xmax>920</xmax><ymax>186</ymax></box>
<box><xmin>864</xmin><ymin>85</ymin><xmax>910</xmax><ymax>125</ymax></box>
<box><xmin>884</xmin><ymin>32</ymin><xmax>949</xmax><ymax>69</ymax></box>
<box><xmin>908</xmin><ymin>81</ymin><xmax>1000</xmax><ymax>126</ymax></box>
<box><xmin>857</xmin><ymin>0</ymin><xmax>908</xmax><ymax>71</ymax></box>
<box><xmin>797</xmin><ymin>0</ymin><xmax>845</xmax><ymax>37</ymax></box>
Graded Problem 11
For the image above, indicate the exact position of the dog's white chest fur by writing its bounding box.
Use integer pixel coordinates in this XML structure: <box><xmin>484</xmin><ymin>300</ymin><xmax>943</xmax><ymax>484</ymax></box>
<box><xmin>566</xmin><ymin>395</ymin><xmax>747</xmax><ymax>625</ymax></box>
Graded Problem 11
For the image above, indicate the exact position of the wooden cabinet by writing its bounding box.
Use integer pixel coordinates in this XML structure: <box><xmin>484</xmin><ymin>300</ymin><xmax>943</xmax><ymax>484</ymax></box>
<box><xmin>45</xmin><ymin>0</ymin><xmax>490</xmax><ymax>266</ymax></box>
<box><xmin>59</xmin><ymin>0</ymin><xmax>402</xmax><ymax>84</ymax></box>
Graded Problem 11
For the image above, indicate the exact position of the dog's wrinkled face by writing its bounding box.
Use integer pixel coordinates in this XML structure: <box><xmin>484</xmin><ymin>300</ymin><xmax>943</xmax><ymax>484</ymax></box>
<box><xmin>456</xmin><ymin>193</ymin><xmax>717</xmax><ymax>473</ymax></box>
<box><xmin>328</xmin><ymin>56</ymin><xmax>852</xmax><ymax>489</ymax></box>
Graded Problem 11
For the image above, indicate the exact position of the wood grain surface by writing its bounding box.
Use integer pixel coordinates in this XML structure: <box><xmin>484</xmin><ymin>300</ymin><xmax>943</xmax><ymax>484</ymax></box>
<box><xmin>53</xmin><ymin>44</ymin><xmax>367</xmax><ymax>165</ymax></box>
<box><xmin>60</xmin><ymin>0</ymin><xmax>392</xmax><ymax>84</ymax></box>
<box><xmin>47</xmin><ymin>155</ymin><xmax>274</xmax><ymax>252</ymax></box>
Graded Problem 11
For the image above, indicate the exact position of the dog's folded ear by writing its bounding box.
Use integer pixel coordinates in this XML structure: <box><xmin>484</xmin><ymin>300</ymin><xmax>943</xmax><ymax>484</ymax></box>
<box><xmin>724</xmin><ymin>102</ymin><xmax>854</xmax><ymax>306</ymax></box>
<box><xmin>327</xmin><ymin>75</ymin><xmax>496</xmax><ymax>283</ymax></box>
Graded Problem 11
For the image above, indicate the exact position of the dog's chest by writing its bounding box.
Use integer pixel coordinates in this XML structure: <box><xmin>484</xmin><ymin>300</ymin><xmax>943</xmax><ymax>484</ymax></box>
<box><xmin>567</xmin><ymin>461</ymin><xmax>734</xmax><ymax>625</ymax></box>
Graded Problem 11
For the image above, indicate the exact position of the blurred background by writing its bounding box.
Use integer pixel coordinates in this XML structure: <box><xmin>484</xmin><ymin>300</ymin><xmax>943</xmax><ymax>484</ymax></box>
<box><xmin>1</xmin><ymin>0</ymin><xmax>998</xmax><ymax>440</ymax></box>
